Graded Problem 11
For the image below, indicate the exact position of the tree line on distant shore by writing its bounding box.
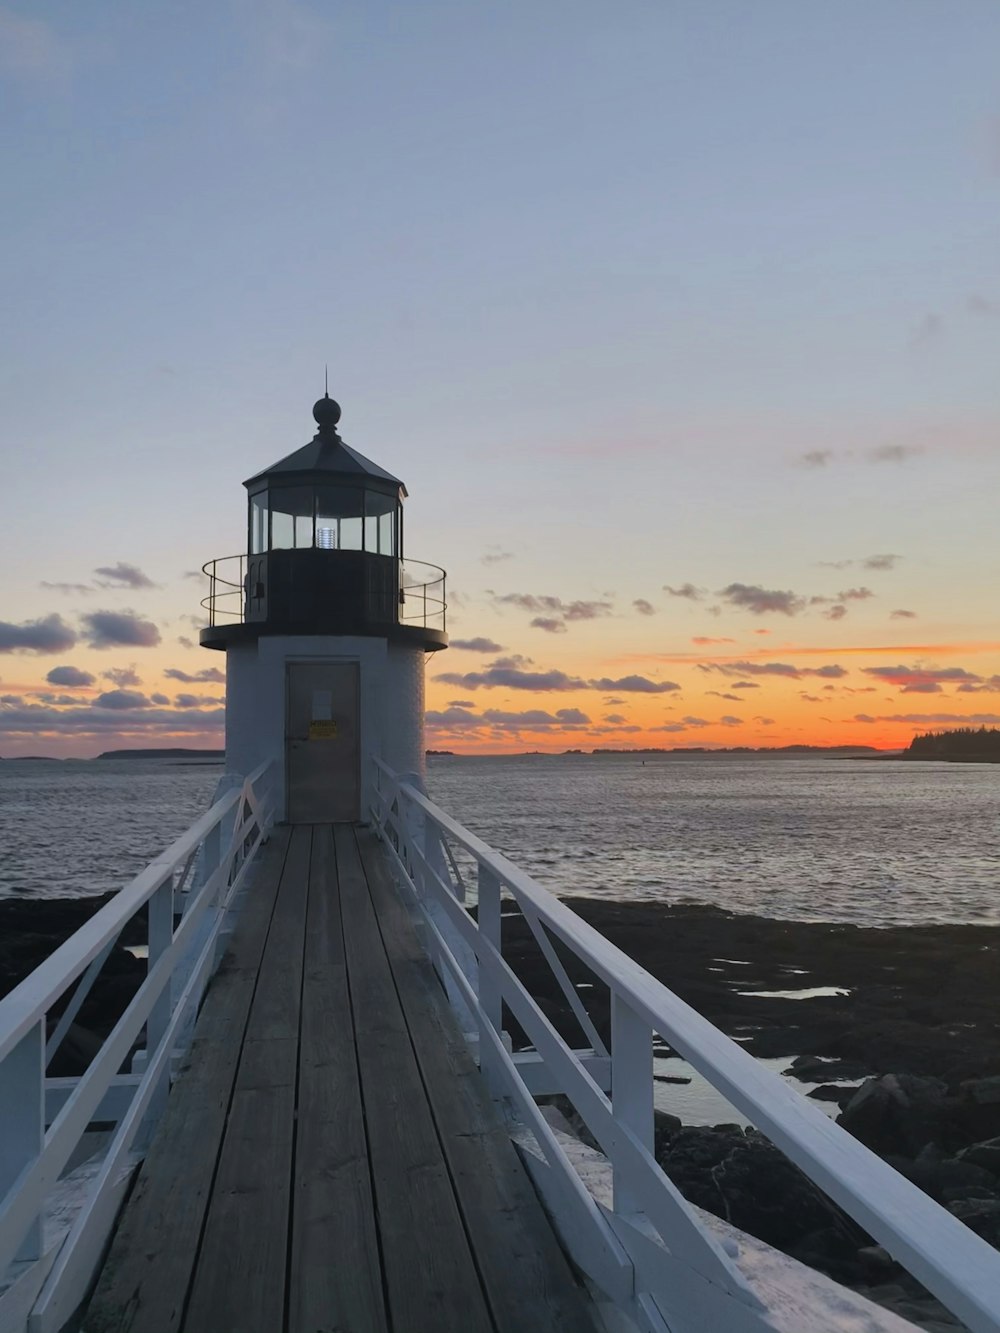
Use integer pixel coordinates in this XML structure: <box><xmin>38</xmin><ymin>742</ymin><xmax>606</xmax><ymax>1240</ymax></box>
<box><xmin>903</xmin><ymin>726</ymin><xmax>1000</xmax><ymax>762</ymax></box>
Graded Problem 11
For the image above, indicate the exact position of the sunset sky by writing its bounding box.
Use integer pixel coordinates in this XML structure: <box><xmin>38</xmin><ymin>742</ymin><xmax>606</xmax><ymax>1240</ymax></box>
<box><xmin>2</xmin><ymin>2</ymin><xmax>999</xmax><ymax>758</ymax></box>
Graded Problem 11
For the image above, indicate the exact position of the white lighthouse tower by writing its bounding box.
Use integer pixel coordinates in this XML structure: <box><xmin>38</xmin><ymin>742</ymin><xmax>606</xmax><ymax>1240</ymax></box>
<box><xmin>200</xmin><ymin>391</ymin><xmax>447</xmax><ymax>822</ymax></box>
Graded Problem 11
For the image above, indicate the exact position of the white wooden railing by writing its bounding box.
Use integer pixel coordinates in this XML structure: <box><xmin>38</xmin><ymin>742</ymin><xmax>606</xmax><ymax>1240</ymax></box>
<box><xmin>0</xmin><ymin>761</ymin><xmax>276</xmax><ymax>1333</ymax></box>
<box><xmin>372</xmin><ymin>759</ymin><xmax>1000</xmax><ymax>1333</ymax></box>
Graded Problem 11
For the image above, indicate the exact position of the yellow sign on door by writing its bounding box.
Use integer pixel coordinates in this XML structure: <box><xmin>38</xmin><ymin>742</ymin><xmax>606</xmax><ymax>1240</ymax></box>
<box><xmin>308</xmin><ymin>720</ymin><xmax>339</xmax><ymax>740</ymax></box>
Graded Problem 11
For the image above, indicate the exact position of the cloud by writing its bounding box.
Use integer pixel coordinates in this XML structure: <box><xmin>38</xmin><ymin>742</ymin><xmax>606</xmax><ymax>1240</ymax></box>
<box><xmin>719</xmin><ymin>584</ymin><xmax>806</xmax><ymax>616</ymax></box>
<box><xmin>481</xmin><ymin>547</ymin><xmax>513</xmax><ymax>566</ymax></box>
<box><xmin>435</xmin><ymin>660</ymin><xmax>679</xmax><ymax>695</ymax></box>
<box><xmin>93</xmin><ymin>690</ymin><xmax>151</xmax><ymax>710</ymax></box>
<box><xmin>854</xmin><ymin>712</ymin><xmax>1000</xmax><ymax>725</ymax></box>
<box><xmin>177</xmin><ymin>636</ymin><xmax>195</xmax><ymax>649</ymax></box>
<box><xmin>719</xmin><ymin>716</ymin><xmax>743</xmax><ymax>726</ymax></box>
<box><xmin>968</xmin><ymin>294</ymin><xmax>1000</xmax><ymax>317</ymax></box>
<box><xmin>603</xmin><ymin>713</ymin><xmax>627</xmax><ymax>724</ymax></box>
<box><xmin>706</xmin><ymin>691</ymin><xmax>742</xmax><ymax>702</ymax></box>
<box><xmin>448</xmin><ymin>699</ymin><xmax>476</xmax><ymax>708</ymax></box>
<box><xmin>39</xmin><ymin>581</ymin><xmax>93</xmax><ymax>595</ymax></box>
<box><xmin>754</xmin><ymin>716</ymin><xmax>776</xmax><ymax>725</ymax></box>
<box><xmin>799</xmin><ymin>450</ymin><xmax>833</xmax><ymax>468</ymax></box>
<box><xmin>823</xmin><ymin>605</ymin><xmax>847</xmax><ymax>621</ymax></box>
<box><xmin>493</xmin><ymin>592</ymin><xmax>612</xmax><ymax>620</ymax></box>
<box><xmin>861</xmin><ymin>665</ymin><xmax>982</xmax><ymax>694</ymax></box>
<box><xmin>174</xmin><ymin>693</ymin><xmax>224</xmax><ymax>708</ymax></box>
<box><xmin>590</xmin><ymin>676</ymin><xmax>680</xmax><ymax>694</ymax></box>
<box><xmin>93</xmin><ymin>562</ymin><xmax>157</xmax><ymax>589</ymax></box>
<box><xmin>150</xmin><ymin>693</ymin><xmax>169</xmax><ymax>705</ymax></box>
<box><xmin>632</xmin><ymin>599</ymin><xmax>656</xmax><ymax>616</ymax></box>
<box><xmin>863</xmin><ymin>554</ymin><xmax>900</xmax><ymax>571</ymax></box>
<box><xmin>481</xmin><ymin>707</ymin><xmax>591</xmax><ymax>729</ymax></box>
<box><xmin>81</xmin><ymin>611</ymin><xmax>161</xmax><ymax>649</ymax></box>
<box><xmin>0</xmin><ymin>703</ymin><xmax>225</xmax><ymax>736</ymax></box>
<box><xmin>449</xmin><ymin>638</ymin><xmax>504</xmax><ymax>653</ymax></box>
<box><xmin>956</xmin><ymin>676</ymin><xmax>1000</xmax><ymax>694</ymax></box>
<box><xmin>163</xmin><ymin>666</ymin><xmax>226</xmax><ymax>684</ymax></box>
<box><xmin>46</xmin><ymin>665</ymin><xmax>95</xmax><ymax>687</ymax></box>
<box><xmin>181</xmin><ymin>570</ymin><xmax>205</xmax><ymax>581</ymax></box>
<box><xmin>102</xmin><ymin>665</ymin><xmax>141</xmax><ymax>687</ymax></box>
<box><xmin>0</xmin><ymin>614</ymin><xmax>77</xmax><ymax>654</ymax></box>
<box><xmin>890</xmin><ymin>609</ymin><xmax>917</xmax><ymax>620</ymax></box>
<box><xmin>867</xmin><ymin>443</ymin><xmax>925</xmax><ymax>464</ymax></box>
<box><xmin>663</xmin><ymin>583</ymin><xmax>703</xmax><ymax>600</ymax></box>
<box><xmin>436</xmin><ymin>663</ymin><xmax>587</xmax><ymax>692</ymax></box>
<box><xmin>732</xmin><ymin>681</ymin><xmax>760</xmax><ymax>690</ymax></box>
<box><xmin>692</xmin><ymin>636</ymin><xmax>734</xmax><ymax>645</ymax></box>
<box><xmin>530</xmin><ymin>617</ymin><xmax>567</xmax><ymax>634</ymax></box>
<box><xmin>703</xmin><ymin>661</ymin><xmax>848</xmax><ymax>680</ymax></box>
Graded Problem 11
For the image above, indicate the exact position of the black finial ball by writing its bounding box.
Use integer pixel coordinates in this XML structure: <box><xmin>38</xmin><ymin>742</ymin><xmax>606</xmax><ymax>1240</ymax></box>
<box><xmin>313</xmin><ymin>396</ymin><xmax>342</xmax><ymax>429</ymax></box>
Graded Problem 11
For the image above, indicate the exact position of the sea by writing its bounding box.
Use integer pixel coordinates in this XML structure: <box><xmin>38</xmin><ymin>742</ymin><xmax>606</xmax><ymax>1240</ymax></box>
<box><xmin>1</xmin><ymin>753</ymin><xmax>997</xmax><ymax>927</ymax></box>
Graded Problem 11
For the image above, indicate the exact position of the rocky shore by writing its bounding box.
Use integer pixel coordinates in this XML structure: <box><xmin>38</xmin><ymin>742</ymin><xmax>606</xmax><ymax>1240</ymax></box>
<box><xmin>503</xmin><ymin>901</ymin><xmax>1000</xmax><ymax>1331</ymax></box>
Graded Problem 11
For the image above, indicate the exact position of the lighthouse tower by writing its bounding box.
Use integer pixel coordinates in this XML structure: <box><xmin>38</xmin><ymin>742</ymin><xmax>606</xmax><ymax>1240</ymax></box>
<box><xmin>200</xmin><ymin>392</ymin><xmax>447</xmax><ymax>822</ymax></box>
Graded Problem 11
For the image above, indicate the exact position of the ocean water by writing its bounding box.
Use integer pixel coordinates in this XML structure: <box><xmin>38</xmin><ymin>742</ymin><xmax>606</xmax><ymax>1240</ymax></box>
<box><xmin>0</xmin><ymin>758</ymin><xmax>222</xmax><ymax>900</ymax></box>
<box><xmin>0</xmin><ymin>754</ymin><xmax>996</xmax><ymax>926</ymax></box>
<box><xmin>427</xmin><ymin>754</ymin><xmax>1000</xmax><ymax>927</ymax></box>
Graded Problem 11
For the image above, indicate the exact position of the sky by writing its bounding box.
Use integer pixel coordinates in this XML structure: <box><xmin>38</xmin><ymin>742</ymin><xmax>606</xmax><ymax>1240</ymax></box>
<box><xmin>1</xmin><ymin>1</ymin><xmax>999</xmax><ymax>757</ymax></box>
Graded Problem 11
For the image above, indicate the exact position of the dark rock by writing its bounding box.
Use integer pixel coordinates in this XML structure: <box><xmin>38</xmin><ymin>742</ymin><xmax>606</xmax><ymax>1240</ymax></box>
<box><xmin>789</xmin><ymin>1054</ymin><xmax>872</xmax><ymax>1082</ymax></box>
<box><xmin>806</xmin><ymin>1083</ymin><xmax>857</xmax><ymax>1106</ymax></box>
<box><xmin>957</xmin><ymin>1137</ymin><xmax>1000</xmax><ymax>1176</ymax></box>
<box><xmin>960</xmin><ymin>1075</ymin><xmax>1000</xmax><ymax>1106</ymax></box>
<box><xmin>838</xmin><ymin>1074</ymin><xmax>949</xmax><ymax>1157</ymax></box>
<box><xmin>946</xmin><ymin>1197</ymin><xmax>1000</xmax><ymax>1247</ymax></box>
<box><xmin>886</xmin><ymin>1153</ymin><xmax>998</xmax><ymax>1205</ymax></box>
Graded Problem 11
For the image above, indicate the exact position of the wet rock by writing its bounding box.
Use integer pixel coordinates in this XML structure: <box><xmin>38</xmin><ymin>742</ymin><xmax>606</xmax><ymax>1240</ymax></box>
<box><xmin>806</xmin><ymin>1083</ymin><xmax>857</xmax><ymax>1106</ymax></box>
<box><xmin>885</xmin><ymin>1151</ymin><xmax>998</xmax><ymax>1205</ymax></box>
<box><xmin>789</xmin><ymin>1054</ymin><xmax>872</xmax><ymax>1082</ymax></box>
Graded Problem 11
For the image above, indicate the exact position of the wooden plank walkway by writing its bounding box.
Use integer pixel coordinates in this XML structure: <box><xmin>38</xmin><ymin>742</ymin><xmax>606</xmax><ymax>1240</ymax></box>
<box><xmin>84</xmin><ymin>825</ymin><xmax>593</xmax><ymax>1333</ymax></box>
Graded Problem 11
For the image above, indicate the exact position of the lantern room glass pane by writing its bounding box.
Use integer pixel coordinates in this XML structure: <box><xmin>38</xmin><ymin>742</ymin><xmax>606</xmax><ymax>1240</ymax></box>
<box><xmin>364</xmin><ymin>490</ymin><xmax>397</xmax><ymax>555</ymax></box>
<box><xmin>250</xmin><ymin>493</ymin><xmax>268</xmax><ymax>554</ymax></box>
<box><xmin>316</xmin><ymin>486</ymin><xmax>363</xmax><ymax>551</ymax></box>
<box><xmin>270</xmin><ymin>486</ymin><xmax>314</xmax><ymax>550</ymax></box>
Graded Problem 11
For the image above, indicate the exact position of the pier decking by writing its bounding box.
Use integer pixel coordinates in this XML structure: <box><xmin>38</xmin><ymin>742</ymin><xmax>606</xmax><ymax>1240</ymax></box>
<box><xmin>83</xmin><ymin>824</ymin><xmax>591</xmax><ymax>1333</ymax></box>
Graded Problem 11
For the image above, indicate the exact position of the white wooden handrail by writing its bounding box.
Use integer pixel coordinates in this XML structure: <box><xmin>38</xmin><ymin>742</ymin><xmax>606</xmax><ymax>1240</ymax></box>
<box><xmin>0</xmin><ymin>760</ymin><xmax>276</xmax><ymax>1333</ymax></box>
<box><xmin>371</xmin><ymin>757</ymin><xmax>1000</xmax><ymax>1333</ymax></box>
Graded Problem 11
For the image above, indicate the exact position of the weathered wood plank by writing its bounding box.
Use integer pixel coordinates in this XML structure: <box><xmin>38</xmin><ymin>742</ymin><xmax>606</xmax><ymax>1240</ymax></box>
<box><xmin>335</xmin><ymin>825</ymin><xmax>493</xmax><ymax>1333</ymax></box>
<box><xmin>288</xmin><ymin>824</ymin><xmax>387</xmax><ymax>1333</ymax></box>
<box><xmin>356</xmin><ymin>826</ymin><xmax>594</xmax><ymax>1333</ymax></box>
<box><xmin>182</xmin><ymin>826</ymin><xmax>310</xmax><ymax>1333</ymax></box>
<box><xmin>82</xmin><ymin>828</ymin><xmax>291</xmax><ymax>1333</ymax></box>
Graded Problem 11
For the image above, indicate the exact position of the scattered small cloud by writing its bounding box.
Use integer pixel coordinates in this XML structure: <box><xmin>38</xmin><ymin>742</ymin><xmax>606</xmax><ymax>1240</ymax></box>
<box><xmin>719</xmin><ymin>716</ymin><xmax>743</xmax><ymax>726</ymax></box>
<box><xmin>890</xmin><ymin>609</ymin><xmax>917</xmax><ymax>620</ymax></box>
<box><xmin>823</xmin><ymin>605</ymin><xmax>847</xmax><ymax>621</ymax></box>
<box><xmin>590</xmin><ymin>675</ymin><xmax>681</xmax><ymax>694</ymax></box>
<box><xmin>163</xmin><ymin>666</ymin><xmax>226</xmax><ymax>684</ymax></box>
<box><xmin>480</xmin><ymin>547</ymin><xmax>513</xmax><ymax>566</ymax></box>
<box><xmin>703</xmin><ymin>661</ymin><xmax>848</xmax><ymax>681</ymax></box>
<box><xmin>435</xmin><ymin>663</ymin><xmax>587</xmax><ymax>692</ymax></box>
<box><xmin>706</xmin><ymin>691</ymin><xmax>742</xmax><ymax>702</ymax></box>
<box><xmin>867</xmin><ymin>443</ymin><xmax>925</xmax><ymax>464</ymax></box>
<box><xmin>150</xmin><ymin>692</ymin><xmax>170</xmax><ymax>705</ymax></box>
<box><xmin>450</xmin><ymin>637</ymin><xmax>505</xmax><ymax>653</ymax></box>
<box><xmin>719</xmin><ymin>584</ymin><xmax>806</xmax><ymax>617</ymax></box>
<box><xmin>754</xmin><ymin>716</ymin><xmax>776</xmax><ymax>725</ymax></box>
<box><xmin>663</xmin><ymin>583</ymin><xmax>703</xmax><ymax>601</ymax></box>
<box><xmin>177</xmin><ymin>636</ymin><xmax>195</xmax><ymax>649</ymax></box>
<box><xmin>854</xmin><ymin>712</ymin><xmax>1000</xmax><ymax>725</ymax></box>
<box><xmin>174</xmin><ymin>693</ymin><xmax>224</xmax><ymax>708</ymax></box>
<box><xmin>102</xmin><ymin>665</ymin><xmax>141</xmax><ymax>687</ymax></box>
<box><xmin>799</xmin><ymin>450</ymin><xmax>833</xmax><ymax>468</ymax></box>
<box><xmin>81</xmin><ymin>611</ymin><xmax>161</xmax><ymax>649</ymax></box>
<box><xmin>863</xmin><ymin>554</ymin><xmax>900</xmax><ymax>571</ymax></box>
<box><xmin>93</xmin><ymin>689</ymin><xmax>151</xmax><ymax>711</ymax></box>
<box><xmin>632</xmin><ymin>599</ymin><xmax>656</xmax><ymax>616</ymax></box>
<box><xmin>692</xmin><ymin>636</ymin><xmax>734</xmax><ymax>645</ymax></box>
<box><xmin>530</xmin><ymin>617</ymin><xmax>567</xmax><ymax>634</ymax></box>
<box><xmin>93</xmin><ymin>562</ymin><xmax>158</xmax><ymax>590</ymax></box>
<box><xmin>39</xmin><ymin>581</ymin><xmax>93</xmax><ymax>595</ymax></box>
<box><xmin>861</xmin><ymin>665</ymin><xmax>981</xmax><ymax>694</ymax></box>
<box><xmin>968</xmin><ymin>294</ymin><xmax>1000</xmax><ymax>317</ymax></box>
<box><xmin>732</xmin><ymin>681</ymin><xmax>759</xmax><ymax>690</ymax></box>
<box><xmin>45</xmin><ymin>665</ymin><xmax>95</xmax><ymax>687</ymax></box>
<box><xmin>0</xmin><ymin>614</ymin><xmax>77</xmax><ymax>654</ymax></box>
<box><xmin>603</xmin><ymin>713</ymin><xmax>627</xmax><ymax>724</ymax></box>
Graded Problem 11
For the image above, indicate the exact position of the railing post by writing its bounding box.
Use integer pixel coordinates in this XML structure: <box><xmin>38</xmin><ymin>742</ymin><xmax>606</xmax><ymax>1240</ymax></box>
<box><xmin>611</xmin><ymin>993</ymin><xmax>654</xmax><ymax>1216</ymax></box>
<box><xmin>477</xmin><ymin>865</ymin><xmax>502</xmax><ymax>1090</ymax></box>
<box><xmin>0</xmin><ymin>1020</ymin><xmax>45</xmax><ymax>1262</ymax></box>
<box><xmin>143</xmin><ymin>878</ymin><xmax>174</xmax><ymax>1130</ymax></box>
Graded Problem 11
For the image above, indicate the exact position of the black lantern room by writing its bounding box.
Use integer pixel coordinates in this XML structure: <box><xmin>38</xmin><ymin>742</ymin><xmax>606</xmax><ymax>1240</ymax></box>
<box><xmin>200</xmin><ymin>395</ymin><xmax>447</xmax><ymax>651</ymax></box>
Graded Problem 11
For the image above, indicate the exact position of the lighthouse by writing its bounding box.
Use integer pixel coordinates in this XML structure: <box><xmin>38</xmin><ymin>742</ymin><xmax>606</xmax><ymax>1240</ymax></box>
<box><xmin>200</xmin><ymin>391</ymin><xmax>447</xmax><ymax>822</ymax></box>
